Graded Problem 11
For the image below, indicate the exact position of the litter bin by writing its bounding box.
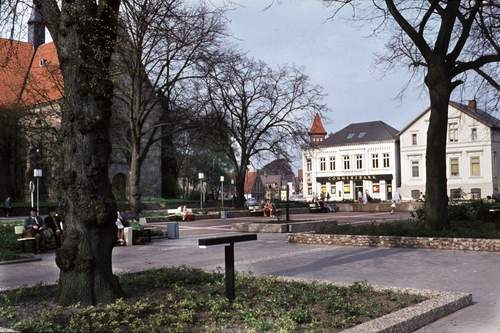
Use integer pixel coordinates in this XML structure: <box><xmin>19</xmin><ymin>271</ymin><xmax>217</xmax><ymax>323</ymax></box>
<box><xmin>167</xmin><ymin>222</ymin><xmax>179</xmax><ymax>239</ymax></box>
<box><xmin>123</xmin><ymin>227</ymin><xmax>133</xmax><ymax>246</ymax></box>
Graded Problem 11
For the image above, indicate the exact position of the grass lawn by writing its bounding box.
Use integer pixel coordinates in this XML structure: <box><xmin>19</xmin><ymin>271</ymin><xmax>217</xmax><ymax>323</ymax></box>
<box><xmin>0</xmin><ymin>267</ymin><xmax>426</xmax><ymax>332</ymax></box>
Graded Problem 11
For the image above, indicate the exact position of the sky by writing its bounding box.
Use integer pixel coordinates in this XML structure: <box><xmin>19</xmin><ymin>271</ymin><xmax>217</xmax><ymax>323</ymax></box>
<box><xmin>208</xmin><ymin>0</ymin><xmax>430</xmax><ymax>136</ymax></box>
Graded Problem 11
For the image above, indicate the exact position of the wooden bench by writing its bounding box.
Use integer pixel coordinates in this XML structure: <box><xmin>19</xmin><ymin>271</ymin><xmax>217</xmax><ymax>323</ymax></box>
<box><xmin>17</xmin><ymin>237</ymin><xmax>36</xmax><ymax>253</ymax></box>
<box><xmin>248</xmin><ymin>205</ymin><xmax>264</xmax><ymax>216</ymax></box>
<box><xmin>309</xmin><ymin>203</ymin><xmax>323</xmax><ymax>213</ymax></box>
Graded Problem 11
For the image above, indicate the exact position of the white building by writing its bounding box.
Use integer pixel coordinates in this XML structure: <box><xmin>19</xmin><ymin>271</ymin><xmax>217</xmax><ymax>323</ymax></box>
<box><xmin>302</xmin><ymin>115</ymin><xmax>400</xmax><ymax>201</ymax></box>
<box><xmin>399</xmin><ymin>100</ymin><xmax>500</xmax><ymax>200</ymax></box>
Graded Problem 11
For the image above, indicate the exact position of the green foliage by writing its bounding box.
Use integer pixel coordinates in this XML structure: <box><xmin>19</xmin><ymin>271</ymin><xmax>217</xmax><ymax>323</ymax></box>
<box><xmin>320</xmin><ymin>201</ymin><xmax>500</xmax><ymax>239</ymax></box>
<box><xmin>447</xmin><ymin>201</ymin><xmax>494</xmax><ymax>222</ymax></box>
<box><xmin>0</xmin><ymin>221</ymin><xmax>24</xmax><ymax>261</ymax></box>
<box><xmin>0</xmin><ymin>267</ymin><xmax>426</xmax><ymax>332</ymax></box>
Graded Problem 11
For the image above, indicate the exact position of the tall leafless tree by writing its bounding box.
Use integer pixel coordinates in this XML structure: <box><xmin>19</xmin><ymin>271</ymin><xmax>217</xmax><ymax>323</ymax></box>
<box><xmin>113</xmin><ymin>0</ymin><xmax>226</xmax><ymax>213</ymax></box>
<box><xmin>1</xmin><ymin>0</ymin><xmax>124</xmax><ymax>305</ymax></box>
<box><xmin>323</xmin><ymin>0</ymin><xmax>500</xmax><ymax>230</ymax></box>
<box><xmin>205</xmin><ymin>54</ymin><xmax>327</xmax><ymax>207</ymax></box>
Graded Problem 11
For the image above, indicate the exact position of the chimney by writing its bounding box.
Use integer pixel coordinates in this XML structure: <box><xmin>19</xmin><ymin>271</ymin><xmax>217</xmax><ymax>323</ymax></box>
<box><xmin>468</xmin><ymin>99</ymin><xmax>477</xmax><ymax>111</ymax></box>
<box><xmin>28</xmin><ymin>5</ymin><xmax>45</xmax><ymax>49</ymax></box>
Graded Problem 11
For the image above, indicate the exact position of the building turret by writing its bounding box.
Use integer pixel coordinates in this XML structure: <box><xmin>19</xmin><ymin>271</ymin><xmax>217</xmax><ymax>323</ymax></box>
<box><xmin>28</xmin><ymin>5</ymin><xmax>45</xmax><ymax>49</ymax></box>
<box><xmin>308</xmin><ymin>114</ymin><xmax>327</xmax><ymax>144</ymax></box>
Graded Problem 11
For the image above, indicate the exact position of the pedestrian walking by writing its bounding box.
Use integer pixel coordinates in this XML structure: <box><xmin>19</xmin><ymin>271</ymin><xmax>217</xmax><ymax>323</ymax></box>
<box><xmin>3</xmin><ymin>196</ymin><xmax>13</xmax><ymax>217</ymax></box>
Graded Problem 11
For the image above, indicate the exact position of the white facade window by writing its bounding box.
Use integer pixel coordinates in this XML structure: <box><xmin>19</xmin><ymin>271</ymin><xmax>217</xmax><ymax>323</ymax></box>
<box><xmin>329</xmin><ymin>156</ymin><xmax>335</xmax><ymax>170</ymax></box>
<box><xmin>471</xmin><ymin>128</ymin><xmax>477</xmax><ymax>141</ymax></box>
<box><xmin>371</xmin><ymin>154</ymin><xmax>379</xmax><ymax>169</ymax></box>
<box><xmin>450</xmin><ymin>158</ymin><xmax>459</xmax><ymax>176</ymax></box>
<box><xmin>356</xmin><ymin>154</ymin><xmax>362</xmax><ymax>169</ymax></box>
<box><xmin>411</xmin><ymin>160</ymin><xmax>419</xmax><ymax>178</ymax></box>
<box><xmin>343</xmin><ymin>155</ymin><xmax>350</xmax><ymax>170</ymax></box>
<box><xmin>411</xmin><ymin>133</ymin><xmax>417</xmax><ymax>145</ymax></box>
<box><xmin>383</xmin><ymin>153</ymin><xmax>390</xmax><ymax>168</ymax></box>
<box><xmin>307</xmin><ymin>185</ymin><xmax>313</xmax><ymax>195</ymax></box>
<box><xmin>449</xmin><ymin>122</ymin><xmax>458</xmax><ymax>143</ymax></box>
<box><xmin>306</xmin><ymin>159</ymin><xmax>311</xmax><ymax>172</ymax></box>
<box><xmin>470</xmin><ymin>156</ymin><xmax>480</xmax><ymax>176</ymax></box>
<box><xmin>320</xmin><ymin>157</ymin><xmax>326</xmax><ymax>171</ymax></box>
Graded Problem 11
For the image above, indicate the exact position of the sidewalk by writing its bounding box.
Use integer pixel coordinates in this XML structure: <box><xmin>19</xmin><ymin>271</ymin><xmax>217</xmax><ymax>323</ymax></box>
<box><xmin>1</xmin><ymin>233</ymin><xmax>499</xmax><ymax>332</ymax></box>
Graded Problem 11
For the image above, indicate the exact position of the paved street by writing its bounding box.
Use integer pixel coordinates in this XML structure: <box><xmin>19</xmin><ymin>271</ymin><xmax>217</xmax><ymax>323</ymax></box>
<box><xmin>156</xmin><ymin>211</ymin><xmax>413</xmax><ymax>237</ymax></box>
<box><xmin>1</xmin><ymin>213</ymin><xmax>499</xmax><ymax>332</ymax></box>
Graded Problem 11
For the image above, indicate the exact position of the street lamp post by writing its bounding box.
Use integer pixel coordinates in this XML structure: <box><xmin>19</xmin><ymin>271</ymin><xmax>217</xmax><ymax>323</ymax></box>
<box><xmin>231</xmin><ymin>179</ymin><xmax>235</xmax><ymax>207</ymax></box>
<box><xmin>198</xmin><ymin>172</ymin><xmax>204</xmax><ymax>209</ymax></box>
<box><xmin>220</xmin><ymin>176</ymin><xmax>225</xmax><ymax>212</ymax></box>
<box><xmin>34</xmin><ymin>169</ymin><xmax>42</xmax><ymax>213</ymax></box>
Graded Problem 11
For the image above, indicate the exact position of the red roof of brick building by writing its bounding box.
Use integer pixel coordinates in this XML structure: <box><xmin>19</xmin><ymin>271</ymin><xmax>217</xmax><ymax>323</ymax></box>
<box><xmin>0</xmin><ymin>39</ymin><xmax>62</xmax><ymax>108</ymax></box>
<box><xmin>308</xmin><ymin>113</ymin><xmax>327</xmax><ymax>135</ymax></box>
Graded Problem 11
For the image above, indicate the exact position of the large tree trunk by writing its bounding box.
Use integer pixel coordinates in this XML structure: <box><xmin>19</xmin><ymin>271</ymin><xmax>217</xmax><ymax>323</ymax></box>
<box><xmin>54</xmin><ymin>4</ymin><xmax>123</xmax><ymax>305</ymax></box>
<box><xmin>161</xmin><ymin>133</ymin><xmax>179</xmax><ymax>198</ymax></box>
<box><xmin>235</xmin><ymin>169</ymin><xmax>246</xmax><ymax>208</ymax></box>
<box><xmin>424</xmin><ymin>66</ymin><xmax>451</xmax><ymax>231</ymax></box>
<box><xmin>129</xmin><ymin>141</ymin><xmax>142</xmax><ymax>214</ymax></box>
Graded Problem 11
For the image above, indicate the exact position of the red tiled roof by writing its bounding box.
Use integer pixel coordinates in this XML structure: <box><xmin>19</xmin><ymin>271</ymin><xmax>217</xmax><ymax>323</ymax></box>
<box><xmin>244</xmin><ymin>171</ymin><xmax>257</xmax><ymax>194</ymax></box>
<box><xmin>308</xmin><ymin>113</ymin><xmax>327</xmax><ymax>135</ymax></box>
<box><xmin>0</xmin><ymin>39</ymin><xmax>63</xmax><ymax>108</ymax></box>
<box><xmin>0</xmin><ymin>39</ymin><xmax>33</xmax><ymax>108</ymax></box>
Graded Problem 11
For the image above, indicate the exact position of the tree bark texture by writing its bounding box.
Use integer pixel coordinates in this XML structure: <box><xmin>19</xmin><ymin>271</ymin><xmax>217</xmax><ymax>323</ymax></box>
<box><xmin>424</xmin><ymin>66</ymin><xmax>451</xmax><ymax>231</ymax></box>
<box><xmin>51</xmin><ymin>2</ymin><xmax>124</xmax><ymax>305</ymax></box>
<box><xmin>235</xmin><ymin>169</ymin><xmax>246</xmax><ymax>208</ymax></box>
<box><xmin>129</xmin><ymin>141</ymin><xmax>142</xmax><ymax>214</ymax></box>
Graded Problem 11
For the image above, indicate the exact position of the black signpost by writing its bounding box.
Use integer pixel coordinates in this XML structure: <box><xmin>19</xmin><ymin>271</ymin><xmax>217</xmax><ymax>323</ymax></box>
<box><xmin>198</xmin><ymin>234</ymin><xmax>257</xmax><ymax>301</ymax></box>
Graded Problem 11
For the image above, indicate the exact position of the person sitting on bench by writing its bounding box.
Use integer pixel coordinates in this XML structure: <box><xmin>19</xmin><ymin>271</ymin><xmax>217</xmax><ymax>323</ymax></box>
<box><xmin>24</xmin><ymin>208</ymin><xmax>51</xmax><ymax>253</ymax></box>
<box><xmin>44</xmin><ymin>208</ymin><xmax>63</xmax><ymax>248</ymax></box>
<box><xmin>263</xmin><ymin>200</ymin><xmax>272</xmax><ymax>217</ymax></box>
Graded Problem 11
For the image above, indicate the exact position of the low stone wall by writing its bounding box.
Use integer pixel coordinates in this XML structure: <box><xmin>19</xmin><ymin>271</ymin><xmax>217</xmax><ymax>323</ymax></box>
<box><xmin>336</xmin><ymin>201</ymin><xmax>422</xmax><ymax>213</ymax></box>
<box><xmin>232</xmin><ymin>220</ymin><xmax>337</xmax><ymax>233</ymax></box>
<box><xmin>288</xmin><ymin>233</ymin><xmax>500</xmax><ymax>252</ymax></box>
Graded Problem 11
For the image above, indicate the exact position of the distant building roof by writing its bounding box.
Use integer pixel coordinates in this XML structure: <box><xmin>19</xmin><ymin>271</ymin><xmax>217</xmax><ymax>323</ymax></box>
<box><xmin>449</xmin><ymin>101</ymin><xmax>500</xmax><ymax>129</ymax></box>
<box><xmin>0</xmin><ymin>39</ymin><xmax>62</xmax><ymax>108</ymax></box>
<box><xmin>320</xmin><ymin>121</ymin><xmax>399</xmax><ymax>147</ymax></box>
<box><xmin>297</xmin><ymin>168</ymin><xmax>303</xmax><ymax>181</ymax></box>
<box><xmin>398</xmin><ymin>101</ymin><xmax>500</xmax><ymax>134</ymax></box>
<box><xmin>261</xmin><ymin>158</ymin><xmax>295</xmax><ymax>183</ymax></box>
<box><xmin>260</xmin><ymin>175</ymin><xmax>282</xmax><ymax>187</ymax></box>
<box><xmin>308</xmin><ymin>114</ymin><xmax>327</xmax><ymax>136</ymax></box>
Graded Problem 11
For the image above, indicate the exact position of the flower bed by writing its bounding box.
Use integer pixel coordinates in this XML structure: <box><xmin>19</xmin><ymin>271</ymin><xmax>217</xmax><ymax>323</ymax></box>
<box><xmin>0</xmin><ymin>267</ymin><xmax>428</xmax><ymax>332</ymax></box>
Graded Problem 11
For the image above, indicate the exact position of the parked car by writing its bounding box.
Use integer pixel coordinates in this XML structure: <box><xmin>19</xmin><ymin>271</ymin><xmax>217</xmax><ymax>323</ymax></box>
<box><xmin>245</xmin><ymin>198</ymin><xmax>258</xmax><ymax>207</ymax></box>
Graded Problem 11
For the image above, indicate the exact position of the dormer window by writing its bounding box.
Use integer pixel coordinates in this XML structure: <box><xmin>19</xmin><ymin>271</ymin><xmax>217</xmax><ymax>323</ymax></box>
<box><xmin>347</xmin><ymin>133</ymin><xmax>355</xmax><ymax>139</ymax></box>
<box><xmin>39</xmin><ymin>58</ymin><xmax>48</xmax><ymax>66</ymax></box>
<box><xmin>471</xmin><ymin>128</ymin><xmax>477</xmax><ymax>141</ymax></box>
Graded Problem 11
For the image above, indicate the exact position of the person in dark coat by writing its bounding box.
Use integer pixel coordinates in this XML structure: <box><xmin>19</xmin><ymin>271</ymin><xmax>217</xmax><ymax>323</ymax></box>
<box><xmin>24</xmin><ymin>208</ymin><xmax>48</xmax><ymax>253</ymax></box>
<box><xmin>44</xmin><ymin>208</ymin><xmax>63</xmax><ymax>248</ymax></box>
<box><xmin>3</xmin><ymin>196</ymin><xmax>13</xmax><ymax>217</ymax></box>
